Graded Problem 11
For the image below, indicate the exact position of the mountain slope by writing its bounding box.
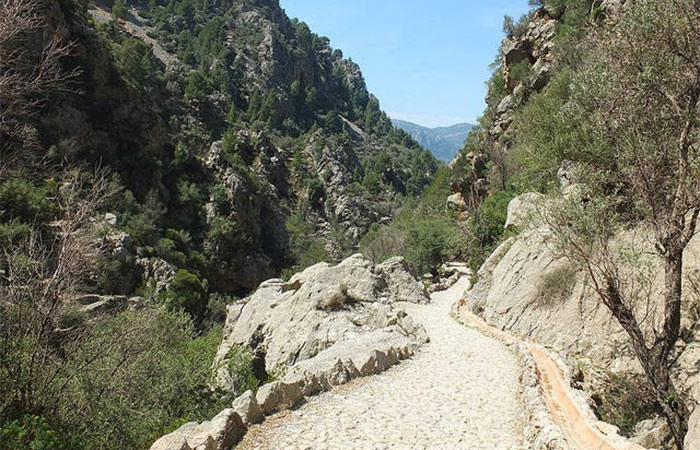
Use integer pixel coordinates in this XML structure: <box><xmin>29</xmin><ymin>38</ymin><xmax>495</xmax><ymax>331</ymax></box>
<box><xmin>392</xmin><ymin>119</ymin><xmax>473</xmax><ymax>162</ymax></box>
<box><xmin>0</xmin><ymin>0</ymin><xmax>437</xmax><ymax>448</ymax></box>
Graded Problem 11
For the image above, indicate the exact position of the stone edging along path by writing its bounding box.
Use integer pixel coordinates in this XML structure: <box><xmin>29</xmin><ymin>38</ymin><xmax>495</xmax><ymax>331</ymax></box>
<box><xmin>454</xmin><ymin>297</ymin><xmax>648</xmax><ymax>450</ymax></box>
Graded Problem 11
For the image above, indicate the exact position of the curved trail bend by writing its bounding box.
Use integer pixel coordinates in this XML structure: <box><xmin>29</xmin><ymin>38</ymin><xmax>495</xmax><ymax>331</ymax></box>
<box><xmin>238</xmin><ymin>274</ymin><xmax>647</xmax><ymax>450</ymax></box>
<box><xmin>238</xmin><ymin>277</ymin><xmax>526</xmax><ymax>450</ymax></box>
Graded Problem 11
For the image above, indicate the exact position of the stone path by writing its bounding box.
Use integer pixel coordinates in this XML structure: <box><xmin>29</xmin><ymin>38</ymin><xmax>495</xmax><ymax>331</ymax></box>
<box><xmin>458</xmin><ymin>302</ymin><xmax>647</xmax><ymax>450</ymax></box>
<box><xmin>237</xmin><ymin>277</ymin><xmax>526</xmax><ymax>450</ymax></box>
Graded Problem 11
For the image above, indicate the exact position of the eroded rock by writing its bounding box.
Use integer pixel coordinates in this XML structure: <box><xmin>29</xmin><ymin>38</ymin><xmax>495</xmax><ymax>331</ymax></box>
<box><xmin>214</xmin><ymin>254</ymin><xmax>429</xmax><ymax>389</ymax></box>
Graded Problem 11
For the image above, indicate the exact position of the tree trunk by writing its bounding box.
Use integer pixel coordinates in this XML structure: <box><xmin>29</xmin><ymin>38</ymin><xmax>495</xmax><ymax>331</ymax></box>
<box><xmin>651</xmin><ymin>253</ymin><xmax>689</xmax><ymax>449</ymax></box>
<box><xmin>600</xmin><ymin>256</ymin><xmax>689</xmax><ymax>449</ymax></box>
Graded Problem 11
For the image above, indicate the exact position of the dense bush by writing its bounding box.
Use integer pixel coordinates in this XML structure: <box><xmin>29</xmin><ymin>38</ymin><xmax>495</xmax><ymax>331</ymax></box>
<box><xmin>160</xmin><ymin>269</ymin><xmax>207</xmax><ymax>321</ymax></box>
<box><xmin>592</xmin><ymin>372</ymin><xmax>659</xmax><ymax>437</ymax></box>
<box><xmin>0</xmin><ymin>179</ymin><xmax>54</xmax><ymax>223</ymax></box>
<box><xmin>57</xmin><ymin>309</ymin><xmax>228</xmax><ymax>449</ymax></box>
<box><xmin>361</xmin><ymin>167</ymin><xmax>462</xmax><ymax>274</ymax></box>
<box><xmin>0</xmin><ymin>415</ymin><xmax>82</xmax><ymax>450</ymax></box>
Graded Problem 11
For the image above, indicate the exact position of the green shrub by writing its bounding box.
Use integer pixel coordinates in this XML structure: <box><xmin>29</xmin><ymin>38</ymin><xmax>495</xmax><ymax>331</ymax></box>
<box><xmin>226</xmin><ymin>345</ymin><xmax>259</xmax><ymax>394</ymax></box>
<box><xmin>112</xmin><ymin>36</ymin><xmax>157</xmax><ymax>88</ymax></box>
<box><xmin>59</xmin><ymin>310</ymin><xmax>228</xmax><ymax>449</ymax></box>
<box><xmin>111</xmin><ymin>0</ymin><xmax>127</xmax><ymax>21</ymax></box>
<box><xmin>592</xmin><ymin>372</ymin><xmax>659</xmax><ymax>437</ymax></box>
<box><xmin>0</xmin><ymin>415</ymin><xmax>81</xmax><ymax>450</ymax></box>
<box><xmin>535</xmin><ymin>264</ymin><xmax>577</xmax><ymax>305</ymax></box>
<box><xmin>463</xmin><ymin>190</ymin><xmax>515</xmax><ymax>274</ymax></box>
<box><xmin>0</xmin><ymin>179</ymin><xmax>53</xmax><ymax>223</ymax></box>
<box><xmin>0</xmin><ymin>219</ymin><xmax>31</xmax><ymax>246</ymax></box>
<box><xmin>160</xmin><ymin>269</ymin><xmax>207</xmax><ymax>321</ymax></box>
<box><xmin>509</xmin><ymin>60</ymin><xmax>532</xmax><ymax>86</ymax></box>
<box><xmin>405</xmin><ymin>218</ymin><xmax>458</xmax><ymax>275</ymax></box>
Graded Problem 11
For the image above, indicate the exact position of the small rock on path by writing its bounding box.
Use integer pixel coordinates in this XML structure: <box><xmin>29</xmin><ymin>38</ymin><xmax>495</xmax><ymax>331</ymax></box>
<box><xmin>237</xmin><ymin>277</ymin><xmax>526</xmax><ymax>450</ymax></box>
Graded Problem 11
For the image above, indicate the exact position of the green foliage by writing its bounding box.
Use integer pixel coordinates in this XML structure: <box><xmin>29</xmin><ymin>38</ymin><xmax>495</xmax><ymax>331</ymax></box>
<box><xmin>160</xmin><ymin>269</ymin><xmax>207</xmax><ymax>321</ymax></box>
<box><xmin>184</xmin><ymin>70</ymin><xmax>212</xmax><ymax>100</ymax></box>
<box><xmin>463</xmin><ymin>190</ymin><xmax>514</xmax><ymax>273</ymax></box>
<box><xmin>0</xmin><ymin>220</ymin><xmax>31</xmax><ymax>247</ymax></box>
<box><xmin>284</xmin><ymin>213</ymin><xmax>329</xmax><ymax>275</ymax></box>
<box><xmin>226</xmin><ymin>345</ymin><xmax>259</xmax><ymax>394</ymax></box>
<box><xmin>111</xmin><ymin>37</ymin><xmax>157</xmax><ymax>89</ymax></box>
<box><xmin>508</xmin><ymin>60</ymin><xmax>532</xmax><ymax>86</ymax></box>
<box><xmin>0</xmin><ymin>415</ymin><xmax>81</xmax><ymax>450</ymax></box>
<box><xmin>502</xmin><ymin>13</ymin><xmax>530</xmax><ymax>38</ymax></box>
<box><xmin>111</xmin><ymin>0</ymin><xmax>127</xmax><ymax>21</ymax></box>
<box><xmin>592</xmin><ymin>372</ymin><xmax>659</xmax><ymax>437</ymax></box>
<box><xmin>507</xmin><ymin>69</ymin><xmax>603</xmax><ymax>192</ymax></box>
<box><xmin>361</xmin><ymin>167</ymin><xmax>460</xmax><ymax>273</ymax></box>
<box><xmin>404</xmin><ymin>218</ymin><xmax>458</xmax><ymax>275</ymax></box>
<box><xmin>60</xmin><ymin>310</ymin><xmax>227</xmax><ymax>449</ymax></box>
<box><xmin>0</xmin><ymin>179</ymin><xmax>53</xmax><ymax>223</ymax></box>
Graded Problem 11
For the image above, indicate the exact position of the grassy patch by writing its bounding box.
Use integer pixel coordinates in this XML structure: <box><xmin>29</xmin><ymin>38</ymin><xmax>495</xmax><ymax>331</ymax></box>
<box><xmin>534</xmin><ymin>264</ymin><xmax>577</xmax><ymax>306</ymax></box>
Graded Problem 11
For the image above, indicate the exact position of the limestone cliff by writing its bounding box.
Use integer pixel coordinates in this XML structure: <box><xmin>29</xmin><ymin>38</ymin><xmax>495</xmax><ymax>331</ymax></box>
<box><xmin>466</xmin><ymin>190</ymin><xmax>700</xmax><ymax>448</ymax></box>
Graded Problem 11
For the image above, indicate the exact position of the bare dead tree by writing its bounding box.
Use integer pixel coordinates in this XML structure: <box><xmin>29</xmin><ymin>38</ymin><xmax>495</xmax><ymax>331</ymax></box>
<box><xmin>0</xmin><ymin>0</ymin><xmax>80</xmax><ymax>152</ymax></box>
<box><xmin>0</xmin><ymin>168</ymin><xmax>119</xmax><ymax>416</ymax></box>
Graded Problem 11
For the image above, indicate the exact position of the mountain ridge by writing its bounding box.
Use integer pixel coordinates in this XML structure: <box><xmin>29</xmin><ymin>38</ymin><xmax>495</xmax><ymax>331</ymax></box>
<box><xmin>392</xmin><ymin>119</ymin><xmax>473</xmax><ymax>162</ymax></box>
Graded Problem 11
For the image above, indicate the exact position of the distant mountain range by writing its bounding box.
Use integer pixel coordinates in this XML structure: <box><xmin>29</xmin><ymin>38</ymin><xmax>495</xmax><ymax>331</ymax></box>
<box><xmin>392</xmin><ymin>119</ymin><xmax>474</xmax><ymax>162</ymax></box>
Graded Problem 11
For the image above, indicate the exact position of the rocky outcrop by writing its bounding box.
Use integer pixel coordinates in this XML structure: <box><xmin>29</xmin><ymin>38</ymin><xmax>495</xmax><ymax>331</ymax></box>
<box><xmin>686</xmin><ymin>408</ymin><xmax>700</xmax><ymax>450</ymax></box>
<box><xmin>504</xmin><ymin>192</ymin><xmax>543</xmax><ymax>230</ymax></box>
<box><xmin>214</xmin><ymin>254</ymin><xmax>428</xmax><ymax>389</ymax></box>
<box><xmin>153</xmin><ymin>255</ymin><xmax>428</xmax><ymax>450</ymax></box>
<box><xmin>467</xmin><ymin>192</ymin><xmax>700</xmax><ymax>445</ymax></box>
<box><xmin>151</xmin><ymin>409</ymin><xmax>245</xmax><ymax>450</ymax></box>
<box><xmin>204</xmin><ymin>137</ymin><xmax>288</xmax><ymax>292</ymax></box>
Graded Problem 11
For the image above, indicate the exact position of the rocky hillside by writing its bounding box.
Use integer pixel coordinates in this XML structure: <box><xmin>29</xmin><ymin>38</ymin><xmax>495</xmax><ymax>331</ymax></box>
<box><xmin>153</xmin><ymin>254</ymin><xmax>430</xmax><ymax>449</ymax></box>
<box><xmin>449</xmin><ymin>0</ymin><xmax>700</xmax><ymax>448</ymax></box>
<box><xmin>0</xmin><ymin>0</ymin><xmax>436</xmax><ymax>448</ymax></box>
<box><xmin>392</xmin><ymin>119</ymin><xmax>473</xmax><ymax>162</ymax></box>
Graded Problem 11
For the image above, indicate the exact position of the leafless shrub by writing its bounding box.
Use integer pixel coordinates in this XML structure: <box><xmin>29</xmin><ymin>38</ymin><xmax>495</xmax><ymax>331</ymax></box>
<box><xmin>0</xmin><ymin>167</ymin><xmax>119</xmax><ymax>415</ymax></box>
<box><xmin>0</xmin><ymin>0</ymin><xmax>80</xmax><ymax>152</ymax></box>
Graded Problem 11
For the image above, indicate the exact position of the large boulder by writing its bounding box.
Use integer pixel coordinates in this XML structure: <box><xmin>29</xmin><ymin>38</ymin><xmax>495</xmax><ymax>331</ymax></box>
<box><xmin>151</xmin><ymin>410</ymin><xmax>245</xmax><ymax>450</ymax></box>
<box><xmin>231</xmin><ymin>390</ymin><xmax>262</xmax><ymax>425</ymax></box>
<box><xmin>504</xmin><ymin>192</ymin><xmax>544</xmax><ymax>230</ymax></box>
<box><xmin>214</xmin><ymin>254</ymin><xmax>429</xmax><ymax>390</ymax></box>
<box><xmin>150</xmin><ymin>434</ymin><xmax>192</xmax><ymax>450</ymax></box>
<box><xmin>376</xmin><ymin>256</ymin><xmax>429</xmax><ymax>304</ymax></box>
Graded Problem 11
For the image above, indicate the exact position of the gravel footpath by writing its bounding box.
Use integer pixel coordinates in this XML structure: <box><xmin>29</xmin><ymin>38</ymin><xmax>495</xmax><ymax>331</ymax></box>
<box><xmin>237</xmin><ymin>277</ymin><xmax>526</xmax><ymax>450</ymax></box>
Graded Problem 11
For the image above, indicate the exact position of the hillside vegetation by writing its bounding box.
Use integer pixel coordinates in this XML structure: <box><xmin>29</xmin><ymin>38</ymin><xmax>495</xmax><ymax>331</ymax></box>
<box><xmin>450</xmin><ymin>0</ymin><xmax>700</xmax><ymax>447</ymax></box>
<box><xmin>0</xmin><ymin>0</ymin><xmax>437</xmax><ymax>447</ymax></box>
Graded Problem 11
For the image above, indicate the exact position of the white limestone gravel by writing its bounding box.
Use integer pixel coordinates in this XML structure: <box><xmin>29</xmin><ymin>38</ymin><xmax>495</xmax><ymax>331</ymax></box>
<box><xmin>237</xmin><ymin>277</ymin><xmax>526</xmax><ymax>450</ymax></box>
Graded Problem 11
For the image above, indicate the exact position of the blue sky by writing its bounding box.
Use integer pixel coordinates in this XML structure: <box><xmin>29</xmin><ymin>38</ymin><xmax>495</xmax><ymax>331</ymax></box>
<box><xmin>279</xmin><ymin>0</ymin><xmax>531</xmax><ymax>128</ymax></box>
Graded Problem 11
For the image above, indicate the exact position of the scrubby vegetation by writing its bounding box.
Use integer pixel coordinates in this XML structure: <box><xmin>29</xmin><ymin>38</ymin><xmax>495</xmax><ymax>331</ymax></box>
<box><xmin>534</xmin><ymin>264</ymin><xmax>577</xmax><ymax>306</ymax></box>
<box><xmin>592</xmin><ymin>372</ymin><xmax>660</xmax><ymax>437</ymax></box>
<box><xmin>0</xmin><ymin>0</ymin><xmax>436</xmax><ymax>447</ymax></box>
<box><xmin>450</xmin><ymin>0</ymin><xmax>700</xmax><ymax>445</ymax></box>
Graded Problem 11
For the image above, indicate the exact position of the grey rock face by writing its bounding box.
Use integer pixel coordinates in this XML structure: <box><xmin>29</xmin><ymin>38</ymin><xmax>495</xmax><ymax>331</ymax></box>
<box><xmin>686</xmin><ymin>408</ymin><xmax>700</xmax><ymax>450</ymax></box>
<box><xmin>468</xmin><ymin>193</ymin><xmax>700</xmax><ymax>440</ymax></box>
<box><xmin>376</xmin><ymin>256</ymin><xmax>429</xmax><ymax>304</ymax></box>
<box><xmin>214</xmin><ymin>254</ymin><xmax>429</xmax><ymax>390</ymax></box>
<box><xmin>504</xmin><ymin>192</ymin><xmax>544</xmax><ymax>230</ymax></box>
<box><xmin>231</xmin><ymin>390</ymin><xmax>263</xmax><ymax>425</ymax></box>
<box><xmin>137</xmin><ymin>257</ymin><xmax>176</xmax><ymax>295</ymax></box>
<box><xmin>150</xmin><ymin>433</ymin><xmax>192</xmax><ymax>450</ymax></box>
<box><xmin>155</xmin><ymin>410</ymin><xmax>245</xmax><ymax>450</ymax></box>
